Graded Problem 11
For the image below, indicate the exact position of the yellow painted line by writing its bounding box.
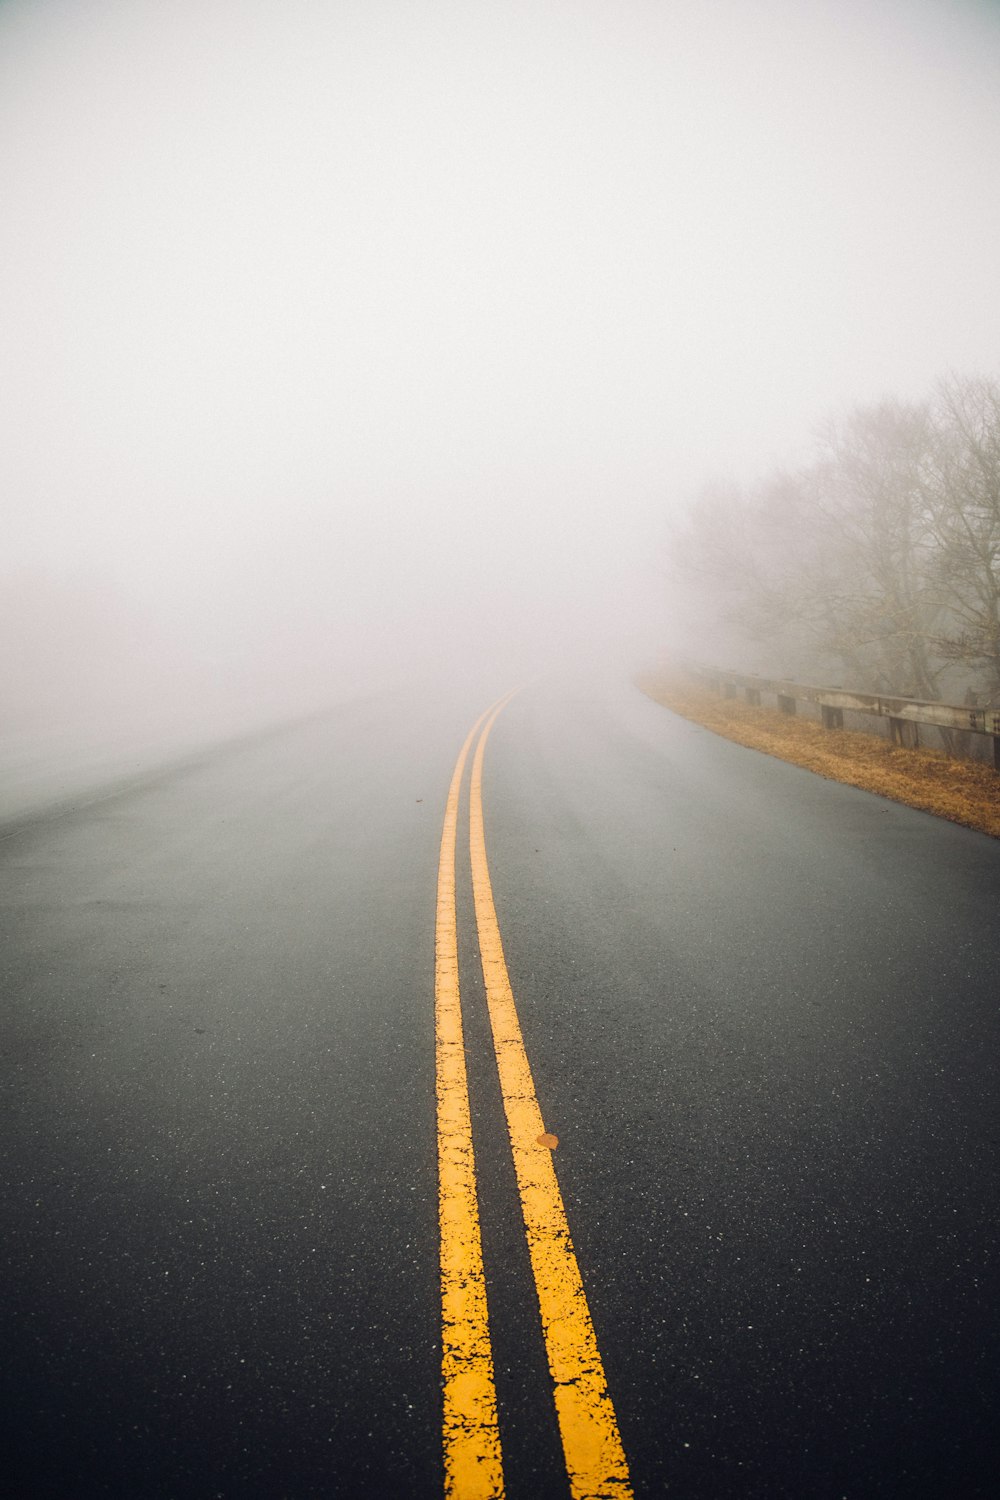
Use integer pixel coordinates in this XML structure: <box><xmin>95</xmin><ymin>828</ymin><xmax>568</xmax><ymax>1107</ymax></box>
<box><xmin>436</xmin><ymin>707</ymin><xmax>505</xmax><ymax>1500</ymax></box>
<box><xmin>469</xmin><ymin>703</ymin><xmax>634</xmax><ymax>1500</ymax></box>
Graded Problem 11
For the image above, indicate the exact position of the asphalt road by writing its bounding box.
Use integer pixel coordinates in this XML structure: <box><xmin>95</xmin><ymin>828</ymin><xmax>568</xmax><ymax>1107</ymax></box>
<box><xmin>3</xmin><ymin>675</ymin><xmax>999</xmax><ymax>1498</ymax></box>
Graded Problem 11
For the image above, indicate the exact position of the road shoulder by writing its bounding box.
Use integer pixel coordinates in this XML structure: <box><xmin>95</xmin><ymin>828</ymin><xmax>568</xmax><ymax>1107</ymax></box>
<box><xmin>638</xmin><ymin>672</ymin><xmax>1000</xmax><ymax>840</ymax></box>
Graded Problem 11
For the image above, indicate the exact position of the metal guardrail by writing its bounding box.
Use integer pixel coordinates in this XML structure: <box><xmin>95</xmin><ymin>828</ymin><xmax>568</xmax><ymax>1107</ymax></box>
<box><xmin>689</xmin><ymin>666</ymin><xmax>1000</xmax><ymax>770</ymax></box>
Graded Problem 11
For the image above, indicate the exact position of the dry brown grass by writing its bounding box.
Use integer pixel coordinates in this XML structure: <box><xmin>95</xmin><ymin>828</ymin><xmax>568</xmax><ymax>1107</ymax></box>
<box><xmin>637</xmin><ymin>673</ymin><xmax>1000</xmax><ymax>840</ymax></box>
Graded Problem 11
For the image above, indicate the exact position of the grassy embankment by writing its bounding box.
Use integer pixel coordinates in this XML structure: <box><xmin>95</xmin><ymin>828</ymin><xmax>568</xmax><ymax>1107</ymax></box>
<box><xmin>637</xmin><ymin>673</ymin><xmax>1000</xmax><ymax>840</ymax></box>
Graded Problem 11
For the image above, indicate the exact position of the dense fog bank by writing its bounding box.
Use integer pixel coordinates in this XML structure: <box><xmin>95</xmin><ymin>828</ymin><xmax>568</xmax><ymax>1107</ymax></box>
<box><xmin>3</xmin><ymin>0</ymin><xmax>999</xmax><ymax>805</ymax></box>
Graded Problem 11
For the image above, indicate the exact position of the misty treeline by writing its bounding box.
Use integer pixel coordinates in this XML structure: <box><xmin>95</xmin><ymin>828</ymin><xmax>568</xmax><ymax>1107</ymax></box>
<box><xmin>670</xmin><ymin>374</ymin><xmax>1000</xmax><ymax>706</ymax></box>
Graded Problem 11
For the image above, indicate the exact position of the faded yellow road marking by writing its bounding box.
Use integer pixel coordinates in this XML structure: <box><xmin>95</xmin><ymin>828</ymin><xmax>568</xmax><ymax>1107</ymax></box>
<box><xmin>436</xmin><ymin>709</ymin><xmax>504</xmax><ymax>1500</ymax></box>
<box><xmin>469</xmin><ymin>704</ymin><xmax>633</xmax><ymax>1500</ymax></box>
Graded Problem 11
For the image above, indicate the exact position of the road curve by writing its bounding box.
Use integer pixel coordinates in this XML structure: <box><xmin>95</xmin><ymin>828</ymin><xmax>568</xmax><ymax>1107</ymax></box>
<box><xmin>3</xmin><ymin>675</ymin><xmax>999</xmax><ymax>1498</ymax></box>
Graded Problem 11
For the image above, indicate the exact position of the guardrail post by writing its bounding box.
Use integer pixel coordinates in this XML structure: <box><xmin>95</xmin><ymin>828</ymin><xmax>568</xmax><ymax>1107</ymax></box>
<box><xmin>745</xmin><ymin>687</ymin><xmax>761</xmax><ymax>706</ymax></box>
<box><xmin>889</xmin><ymin>717</ymin><xmax>919</xmax><ymax>749</ymax></box>
<box><xmin>821</xmin><ymin>704</ymin><xmax>844</xmax><ymax>731</ymax></box>
<box><xmin>777</xmin><ymin>693</ymin><xmax>796</xmax><ymax>715</ymax></box>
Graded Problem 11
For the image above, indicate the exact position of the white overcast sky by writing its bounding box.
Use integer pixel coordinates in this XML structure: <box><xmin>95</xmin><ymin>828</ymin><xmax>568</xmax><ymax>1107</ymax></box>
<box><xmin>2</xmin><ymin>0</ymin><xmax>1000</xmax><ymax>711</ymax></box>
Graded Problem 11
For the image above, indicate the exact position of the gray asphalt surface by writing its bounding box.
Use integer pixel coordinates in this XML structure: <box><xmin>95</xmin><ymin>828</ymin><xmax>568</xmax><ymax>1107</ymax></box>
<box><xmin>3</xmin><ymin>676</ymin><xmax>999</xmax><ymax>1498</ymax></box>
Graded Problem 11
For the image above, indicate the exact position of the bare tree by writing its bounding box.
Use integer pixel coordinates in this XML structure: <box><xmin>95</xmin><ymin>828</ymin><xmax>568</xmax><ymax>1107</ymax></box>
<box><xmin>665</xmin><ymin>378</ymin><xmax>1000</xmax><ymax>713</ymax></box>
<box><xmin>694</xmin><ymin>403</ymin><xmax>943</xmax><ymax>694</ymax></box>
<box><xmin>802</xmin><ymin>400</ymin><xmax>942</xmax><ymax>697</ymax></box>
<box><xmin>924</xmin><ymin>375</ymin><xmax>1000</xmax><ymax>702</ymax></box>
<box><xmin>664</xmin><ymin>479</ymin><xmax>762</xmax><ymax>663</ymax></box>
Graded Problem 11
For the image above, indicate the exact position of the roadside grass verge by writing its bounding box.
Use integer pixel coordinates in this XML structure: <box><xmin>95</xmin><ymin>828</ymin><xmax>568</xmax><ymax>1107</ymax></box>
<box><xmin>637</xmin><ymin>673</ymin><xmax>1000</xmax><ymax>840</ymax></box>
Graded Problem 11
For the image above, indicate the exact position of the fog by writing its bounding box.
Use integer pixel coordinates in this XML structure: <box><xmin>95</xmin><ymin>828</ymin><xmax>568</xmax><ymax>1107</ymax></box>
<box><xmin>3</xmin><ymin>0</ymin><xmax>1000</xmax><ymax>800</ymax></box>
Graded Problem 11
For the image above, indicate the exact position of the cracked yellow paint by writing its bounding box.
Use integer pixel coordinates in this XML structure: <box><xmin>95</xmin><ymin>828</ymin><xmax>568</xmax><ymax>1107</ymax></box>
<box><xmin>436</xmin><ymin>708</ymin><xmax>504</xmax><ymax>1499</ymax></box>
<box><xmin>469</xmin><ymin>705</ymin><xmax>633</xmax><ymax>1500</ymax></box>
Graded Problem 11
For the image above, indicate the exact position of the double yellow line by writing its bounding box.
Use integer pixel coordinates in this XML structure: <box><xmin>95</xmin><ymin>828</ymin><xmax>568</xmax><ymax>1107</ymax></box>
<box><xmin>435</xmin><ymin>694</ymin><xmax>633</xmax><ymax>1500</ymax></box>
